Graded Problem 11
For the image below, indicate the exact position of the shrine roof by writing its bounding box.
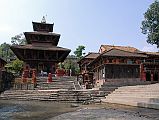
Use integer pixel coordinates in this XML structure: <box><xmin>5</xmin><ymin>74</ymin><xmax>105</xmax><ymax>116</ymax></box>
<box><xmin>32</xmin><ymin>21</ymin><xmax>54</xmax><ymax>32</ymax></box>
<box><xmin>24</xmin><ymin>32</ymin><xmax>60</xmax><ymax>36</ymax></box>
<box><xmin>144</xmin><ymin>52</ymin><xmax>159</xmax><ymax>56</ymax></box>
<box><xmin>11</xmin><ymin>44</ymin><xmax>71</xmax><ymax>51</ymax></box>
<box><xmin>100</xmin><ymin>45</ymin><xmax>141</xmax><ymax>53</ymax></box>
<box><xmin>88</xmin><ymin>48</ymin><xmax>147</xmax><ymax>66</ymax></box>
<box><xmin>78</xmin><ymin>52</ymin><xmax>100</xmax><ymax>63</ymax></box>
<box><xmin>85</xmin><ymin>52</ymin><xmax>100</xmax><ymax>59</ymax></box>
<box><xmin>32</xmin><ymin>21</ymin><xmax>53</xmax><ymax>25</ymax></box>
<box><xmin>101</xmin><ymin>48</ymin><xmax>147</xmax><ymax>58</ymax></box>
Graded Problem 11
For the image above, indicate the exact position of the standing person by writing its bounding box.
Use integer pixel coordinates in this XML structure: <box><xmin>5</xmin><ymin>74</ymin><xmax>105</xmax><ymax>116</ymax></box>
<box><xmin>41</xmin><ymin>70</ymin><xmax>43</xmax><ymax>77</ymax></box>
<box><xmin>70</xmin><ymin>69</ymin><xmax>72</xmax><ymax>76</ymax></box>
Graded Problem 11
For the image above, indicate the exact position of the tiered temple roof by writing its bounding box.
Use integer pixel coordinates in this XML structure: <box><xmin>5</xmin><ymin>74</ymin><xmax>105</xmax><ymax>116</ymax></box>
<box><xmin>10</xmin><ymin>17</ymin><xmax>71</xmax><ymax>73</ymax></box>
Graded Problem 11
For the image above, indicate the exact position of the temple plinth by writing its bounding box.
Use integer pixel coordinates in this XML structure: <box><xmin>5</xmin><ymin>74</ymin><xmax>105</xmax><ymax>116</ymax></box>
<box><xmin>11</xmin><ymin>17</ymin><xmax>71</xmax><ymax>74</ymax></box>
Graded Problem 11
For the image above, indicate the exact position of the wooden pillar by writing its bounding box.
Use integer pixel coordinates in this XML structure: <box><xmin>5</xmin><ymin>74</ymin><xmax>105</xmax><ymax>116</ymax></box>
<box><xmin>37</xmin><ymin>51</ymin><xmax>39</xmax><ymax>59</ymax></box>
<box><xmin>24</xmin><ymin>49</ymin><xmax>26</xmax><ymax>57</ymax></box>
<box><xmin>151</xmin><ymin>72</ymin><xmax>154</xmax><ymax>81</ymax></box>
<box><xmin>140</xmin><ymin>63</ymin><xmax>146</xmax><ymax>81</ymax></box>
<box><xmin>56</xmin><ymin>52</ymin><xmax>58</xmax><ymax>60</ymax></box>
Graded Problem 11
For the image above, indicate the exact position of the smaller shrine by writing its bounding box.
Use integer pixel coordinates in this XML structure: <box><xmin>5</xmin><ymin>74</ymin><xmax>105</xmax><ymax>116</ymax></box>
<box><xmin>78</xmin><ymin>45</ymin><xmax>159</xmax><ymax>87</ymax></box>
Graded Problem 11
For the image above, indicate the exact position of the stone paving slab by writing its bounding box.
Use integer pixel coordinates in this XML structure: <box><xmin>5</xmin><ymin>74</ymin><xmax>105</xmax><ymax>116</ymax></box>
<box><xmin>49</xmin><ymin>107</ymin><xmax>155</xmax><ymax>120</ymax></box>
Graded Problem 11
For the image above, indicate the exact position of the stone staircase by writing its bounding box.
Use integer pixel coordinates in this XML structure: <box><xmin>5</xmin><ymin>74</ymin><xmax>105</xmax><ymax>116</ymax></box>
<box><xmin>0</xmin><ymin>76</ymin><xmax>103</xmax><ymax>103</ymax></box>
<box><xmin>0</xmin><ymin>89</ymin><xmax>103</xmax><ymax>103</ymax></box>
<box><xmin>102</xmin><ymin>83</ymin><xmax>159</xmax><ymax>109</ymax></box>
<box><xmin>2</xmin><ymin>77</ymin><xmax>157</xmax><ymax>104</ymax></box>
<box><xmin>36</xmin><ymin>76</ymin><xmax>80</xmax><ymax>90</ymax></box>
<box><xmin>0</xmin><ymin>90</ymin><xmax>56</xmax><ymax>100</ymax></box>
<box><xmin>99</xmin><ymin>78</ymin><xmax>157</xmax><ymax>96</ymax></box>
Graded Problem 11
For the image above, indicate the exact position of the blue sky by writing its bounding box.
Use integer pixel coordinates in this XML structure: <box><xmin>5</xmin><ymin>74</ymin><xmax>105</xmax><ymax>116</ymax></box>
<box><xmin>0</xmin><ymin>0</ymin><xmax>158</xmax><ymax>54</ymax></box>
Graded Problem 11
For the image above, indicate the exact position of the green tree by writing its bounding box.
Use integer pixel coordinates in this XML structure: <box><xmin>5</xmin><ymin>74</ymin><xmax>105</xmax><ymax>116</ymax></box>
<box><xmin>11</xmin><ymin>33</ymin><xmax>26</xmax><ymax>45</ymax></box>
<box><xmin>0</xmin><ymin>42</ymin><xmax>15</xmax><ymax>60</ymax></box>
<box><xmin>11</xmin><ymin>59</ymin><xmax>24</xmax><ymax>73</ymax></box>
<box><xmin>74</xmin><ymin>45</ymin><xmax>85</xmax><ymax>59</ymax></box>
<box><xmin>141</xmin><ymin>0</ymin><xmax>159</xmax><ymax>48</ymax></box>
<box><xmin>63</xmin><ymin>55</ymin><xmax>80</xmax><ymax>74</ymax></box>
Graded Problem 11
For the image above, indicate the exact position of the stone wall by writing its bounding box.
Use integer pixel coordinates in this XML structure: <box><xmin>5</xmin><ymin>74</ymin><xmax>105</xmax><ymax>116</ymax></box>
<box><xmin>0</xmin><ymin>70</ymin><xmax>14</xmax><ymax>92</ymax></box>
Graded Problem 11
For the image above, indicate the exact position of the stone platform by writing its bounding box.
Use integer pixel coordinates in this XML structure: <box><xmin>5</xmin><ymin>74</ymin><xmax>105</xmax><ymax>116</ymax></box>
<box><xmin>102</xmin><ymin>83</ymin><xmax>159</xmax><ymax>109</ymax></box>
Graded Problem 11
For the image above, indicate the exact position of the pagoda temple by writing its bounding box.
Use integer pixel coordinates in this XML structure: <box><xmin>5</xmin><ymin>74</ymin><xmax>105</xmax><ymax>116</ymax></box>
<box><xmin>11</xmin><ymin>17</ymin><xmax>71</xmax><ymax>74</ymax></box>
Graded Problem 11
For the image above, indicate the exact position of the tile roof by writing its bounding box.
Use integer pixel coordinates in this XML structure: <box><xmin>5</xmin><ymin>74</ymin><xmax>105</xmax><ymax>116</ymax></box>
<box><xmin>101</xmin><ymin>48</ymin><xmax>147</xmax><ymax>58</ymax></box>
<box><xmin>101</xmin><ymin>45</ymin><xmax>140</xmax><ymax>53</ymax></box>
<box><xmin>32</xmin><ymin>21</ymin><xmax>53</xmax><ymax>25</ymax></box>
<box><xmin>78</xmin><ymin>52</ymin><xmax>100</xmax><ymax>63</ymax></box>
<box><xmin>24</xmin><ymin>32</ymin><xmax>60</xmax><ymax>36</ymax></box>
<box><xmin>11</xmin><ymin>44</ymin><xmax>71</xmax><ymax>51</ymax></box>
<box><xmin>84</xmin><ymin>52</ymin><xmax>100</xmax><ymax>59</ymax></box>
<box><xmin>88</xmin><ymin>48</ymin><xmax>147</xmax><ymax>66</ymax></box>
<box><xmin>144</xmin><ymin>52</ymin><xmax>159</xmax><ymax>56</ymax></box>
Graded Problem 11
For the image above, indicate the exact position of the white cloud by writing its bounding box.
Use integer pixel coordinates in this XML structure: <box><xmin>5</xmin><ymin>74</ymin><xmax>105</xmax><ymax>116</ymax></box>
<box><xmin>141</xmin><ymin>45</ymin><xmax>158</xmax><ymax>52</ymax></box>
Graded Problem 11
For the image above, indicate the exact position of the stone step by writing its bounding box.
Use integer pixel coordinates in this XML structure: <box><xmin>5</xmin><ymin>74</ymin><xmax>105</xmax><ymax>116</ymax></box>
<box><xmin>102</xmin><ymin>98</ymin><xmax>159</xmax><ymax>109</ymax></box>
<box><xmin>37</xmin><ymin>88</ymin><xmax>74</xmax><ymax>90</ymax></box>
<box><xmin>103</xmin><ymin>83</ymin><xmax>159</xmax><ymax>110</ymax></box>
<box><xmin>37</xmin><ymin>81</ymin><xmax>74</xmax><ymax>83</ymax></box>
<box><xmin>37</xmin><ymin>78</ymin><xmax>75</xmax><ymax>81</ymax></box>
<box><xmin>99</xmin><ymin>87</ymin><xmax>118</xmax><ymax>91</ymax></box>
<box><xmin>115</xmin><ymin>89</ymin><xmax>159</xmax><ymax>92</ymax></box>
<box><xmin>109</xmin><ymin>90</ymin><xmax>159</xmax><ymax>94</ymax></box>
<box><xmin>37</xmin><ymin>84</ymin><xmax>74</xmax><ymax>87</ymax></box>
<box><xmin>118</xmin><ymin>84</ymin><xmax>159</xmax><ymax>88</ymax></box>
<box><xmin>36</xmin><ymin>85</ymin><xmax>74</xmax><ymax>87</ymax></box>
<box><xmin>106</xmin><ymin>96</ymin><xmax>159</xmax><ymax>101</ymax></box>
<box><xmin>108</xmin><ymin>93</ymin><xmax>159</xmax><ymax>97</ymax></box>
<box><xmin>37</xmin><ymin>86</ymin><xmax>74</xmax><ymax>88</ymax></box>
<box><xmin>0</xmin><ymin>89</ymin><xmax>95</xmax><ymax>103</ymax></box>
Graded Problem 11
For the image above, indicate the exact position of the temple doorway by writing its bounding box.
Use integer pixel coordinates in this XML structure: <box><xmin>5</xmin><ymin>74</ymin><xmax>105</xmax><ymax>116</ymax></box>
<box><xmin>153</xmin><ymin>72</ymin><xmax>158</xmax><ymax>81</ymax></box>
<box><xmin>146</xmin><ymin>71</ymin><xmax>151</xmax><ymax>81</ymax></box>
<box><xmin>38</xmin><ymin>63</ymin><xmax>43</xmax><ymax>72</ymax></box>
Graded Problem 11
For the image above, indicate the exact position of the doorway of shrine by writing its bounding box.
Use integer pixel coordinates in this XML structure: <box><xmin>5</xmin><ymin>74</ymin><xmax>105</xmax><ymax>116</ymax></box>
<box><xmin>146</xmin><ymin>71</ymin><xmax>159</xmax><ymax>81</ymax></box>
<box><xmin>153</xmin><ymin>71</ymin><xmax>158</xmax><ymax>81</ymax></box>
<box><xmin>146</xmin><ymin>71</ymin><xmax>151</xmax><ymax>81</ymax></box>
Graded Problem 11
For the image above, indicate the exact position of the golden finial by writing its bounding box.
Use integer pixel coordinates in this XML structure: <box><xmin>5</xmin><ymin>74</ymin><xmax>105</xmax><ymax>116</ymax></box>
<box><xmin>41</xmin><ymin>16</ymin><xmax>46</xmax><ymax>23</ymax></box>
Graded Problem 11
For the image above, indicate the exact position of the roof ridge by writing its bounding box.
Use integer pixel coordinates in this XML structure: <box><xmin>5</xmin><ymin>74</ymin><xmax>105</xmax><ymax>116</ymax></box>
<box><xmin>88</xmin><ymin>52</ymin><xmax>100</xmax><ymax>54</ymax></box>
<box><xmin>101</xmin><ymin>44</ymin><xmax>138</xmax><ymax>48</ymax></box>
<box><xmin>108</xmin><ymin>48</ymin><xmax>142</xmax><ymax>54</ymax></box>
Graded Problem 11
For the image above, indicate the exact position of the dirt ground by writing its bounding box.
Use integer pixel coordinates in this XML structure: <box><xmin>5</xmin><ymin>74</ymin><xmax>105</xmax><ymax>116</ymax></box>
<box><xmin>0</xmin><ymin>100</ymin><xmax>159</xmax><ymax>120</ymax></box>
<box><xmin>50</xmin><ymin>103</ymin><xmax>159</xmax><ymax>120</ymax></box>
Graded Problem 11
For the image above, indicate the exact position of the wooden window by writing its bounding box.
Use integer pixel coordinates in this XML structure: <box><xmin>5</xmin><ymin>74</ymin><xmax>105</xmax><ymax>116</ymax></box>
<box><xmin>127</xmin><ymin>59</ymin><xmax>133</xmax><ymax>64</ymax></box>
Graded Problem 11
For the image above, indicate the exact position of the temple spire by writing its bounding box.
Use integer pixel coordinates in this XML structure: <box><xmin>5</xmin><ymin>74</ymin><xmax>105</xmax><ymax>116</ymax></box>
<box><xmin>41</xmin><ymin>16</ymin><xmax>46</xmax><ymax>23</ymax></box>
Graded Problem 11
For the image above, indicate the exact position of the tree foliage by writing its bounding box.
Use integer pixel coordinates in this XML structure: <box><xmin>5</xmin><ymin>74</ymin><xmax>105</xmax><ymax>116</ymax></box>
<box><xmin>63</xmin><ymin>55</ymin><xmax>80</xmax><ymax>74</ymax></box>
<box><xmin>0</xmin><ymin>33</ymin><xmax>26</xmax><ymax>61</ymax></box>
<box><xmin>0</xmin><ymin>42</ymin><xmax>15</xmax><ymax>60</ymax></box>
<box><xmin>11</xmin><ymin>59</ymin><xmax>24</xmax><ymax>73</ymax></box>
<box><xmin>5</xmin><ymin>58</ymin><xmax>24</xmax><ymax>76</ymax></box>
<box><xmin>74</xmin><ymin>45</ymin><xmax>85</xmax><ymax>59</ymax></box>
<box><xmin>11</xmin><ymin>33</ymin><xmax>26</xmax><ymax>45</ymax></box>
<box><xmin>141</xmin><ymin>0</ymin><xmax>159</xmax><ymax>47</ymax></box>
